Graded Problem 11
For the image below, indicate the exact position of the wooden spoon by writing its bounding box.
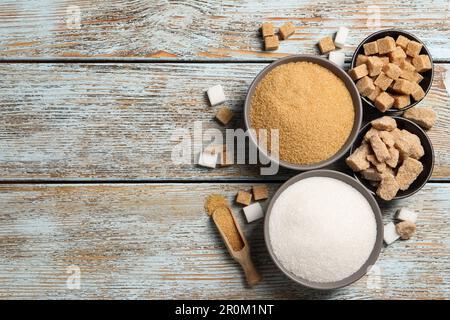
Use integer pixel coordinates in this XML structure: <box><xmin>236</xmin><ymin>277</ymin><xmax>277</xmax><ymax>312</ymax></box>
<box><xmin>212</xmin><ymin>206</ymin><xmax>262</xmax><ymax>286</ymax></box>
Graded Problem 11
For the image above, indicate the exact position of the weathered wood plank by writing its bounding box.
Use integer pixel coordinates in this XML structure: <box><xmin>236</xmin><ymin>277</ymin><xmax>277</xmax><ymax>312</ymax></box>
<box><xmin>0</xmin><ymin>63</ymin><xmax>448</xmax><ymax>181</ymax></box>
<box><xmin>0</xmin><ymin>183</ymin><xmax>448</xmax><ymax>299</ymax></box>
<box><xmin>0</xmin><ymin>0</ymin><xmax>449</xmax><ymax>60</ymax></box>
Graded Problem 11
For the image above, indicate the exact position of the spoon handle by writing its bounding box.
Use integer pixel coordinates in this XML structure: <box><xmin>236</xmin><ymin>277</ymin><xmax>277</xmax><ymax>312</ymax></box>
<box><xmin>239</xmin><ymin>256</ymin><xmax>262</xmax><ymax>286</ymax></box>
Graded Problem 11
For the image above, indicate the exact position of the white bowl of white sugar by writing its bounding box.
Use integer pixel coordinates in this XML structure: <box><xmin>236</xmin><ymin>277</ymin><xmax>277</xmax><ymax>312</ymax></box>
<box><xmin>265</xmin><ymin>170</ymin><xmax>383</xmax><ymax>290</ymax></box>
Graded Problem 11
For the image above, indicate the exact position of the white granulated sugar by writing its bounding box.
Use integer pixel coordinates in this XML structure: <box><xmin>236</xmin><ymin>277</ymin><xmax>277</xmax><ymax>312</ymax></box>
<box><xmin>269</xmin><ymin>177</ymin><xmax>377</xmax><ymax>283</ymax></box>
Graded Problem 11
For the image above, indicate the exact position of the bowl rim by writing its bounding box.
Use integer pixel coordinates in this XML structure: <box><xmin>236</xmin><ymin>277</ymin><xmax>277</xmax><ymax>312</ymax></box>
<box><xmin>350</xmin><ymin>28</ymin><xmax>434</xmax><ymax>114</ymax></box>
<box><xmin>350</xmin><ymin>116</ymin><xmax>435</xmax><ymax>200</ymax></box>
<box><xmin>264</xmin><ymin>169</ymin><xmax>384</xmax><ymax>290</ymax></box>
<box><xmin>244</xmin><ymin>54</ymin><xmax>362</xmax><ymax>171</ymax></box>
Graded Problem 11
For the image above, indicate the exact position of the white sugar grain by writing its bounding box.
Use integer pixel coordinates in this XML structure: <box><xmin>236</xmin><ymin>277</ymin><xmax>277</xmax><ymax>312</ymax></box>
<box><xmin>269</xmin><ymin>177</ymin><xmax>377</xmax><ymax>283</ymax></box>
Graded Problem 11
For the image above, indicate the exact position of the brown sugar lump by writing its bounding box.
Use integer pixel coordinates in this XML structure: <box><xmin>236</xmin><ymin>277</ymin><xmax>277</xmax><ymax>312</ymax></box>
<box><xmin>412</xmin><ymin>55</ymin><xmax>432</xmax><ymax>73</ymax></box>
<box><xmin>403</xmin><ymin>107</ymin><xmax>437</xmax><ymax>130</ymax></box>
<box><xmin>252</xmin><ymin>185</ymin><xmax>268</xmax><ymax>201</ymax></box>
<box><xmin>400</xmin><ymin>69</ymin><xmax>421</xmax><ymax>82</ymax></box>
<box><xmin>399</xmin><ymin>60</ymin><xmax>416</xmax><ymax>72</ymax></box>
<box><xmin>392</xmin><ymin>79</ymin><xmax>415</xmax><ymax>95</ymax></box>
<box><xmin>395</xmin><ymin>130</ymin><xmax>424</xmax><ymax>160</ymax></box>
<box><xmin>413</xmin><ymin>72</ymin><xmax>424</xmax><ymax>83</ymax></box>
<box><xmin>367</xmin><ymin>86</ymin><xmax>382</xmax><ymax>102</ymax></box>
<box><xmin>264</xmin><ymin>35</ymin><xmax>279</xmax><ymax>51</ymax></box>
<box><xmin>261</xmin><ymin>23</ymin><xmax>275</xmax><ymax>38</ymax></box>
<box><xmin>374</xmin><ymin>92</ymin><xmax>394</xmax><ymax>112</ymax></box>
<box><xmin>380</xmin><ymin>56</ymin><xmax>390</xmax><ymax>66</ymax></box>
<box><xmin>367</xmin><ymin>154</ymin><xmax>387</xmax><ymax>173</ymax></box>
<box><xmin>279</xmin><ymin>22</ymin><xmax>295</xmax><ymax>40</ymax></box>
<box><xmin>379</xmin><ymin>130</ymin><xmax>395</xmax><ymax>147</ymax></box>
<box><xmin>410</xmin><ymin>82</ymin><xmax>425</xmax><ymax>101</ymax></box>
<box><xmin>367</xmin><ymin>56</ymin><xmax>384</xmax><ymax>77</ymax></box>
<box><xmin>215</xmin><ymin>106</ymin><xmax>234</xmax><ymax>125</ymax></box>
<box><xmin>374</xmin><ymin>72</ymin><xmax>393</xmax><ymax>91</ymax></box>
<box><xmin>396</xmin><ymin>157</ymin><xmax>424</xmax><ymax>190</ymax></box>
<box><xmin>396</xmin><ymin>35</ymin><xmax>410</xmax><ymax>50</ymax></box>
<box><xmin>406</xmin><ymin>41</ymin><xmax>423</xmax><ymax>57</ymax></box>
<box><xmin>356</xmin><ymin>76</ymin><xmax>375</xmax><ymax>97</ymax></box>
<box><xmin>393</xmin><ymin>94</ymin><xmax>411</xmax><ymax>109</ymax></box>
<box><xmin>349</xmin><ymin>64</ymin><xmax>369</xmax><ymax>80</ymax></box>
<box><xmin>236</xmin><ymin>190</ymin><xmax>252</xmax><ymax>206</ymax></box>
<box><xmin>318</xmin><ymin>36</ymin><xmax>335</xmax><ymax>53</ymax></box>
<box><xmin>363</xmin><ymin>127</ymin><xmax>380</xmax><ymax>141</ymax></box>
<box><xmin>346</xmin><ymin>143</ymin><xmax>371</xmax><ymax>172</ymax></box>
<box><xmin>395</xmin><ymin>221</ymin><xmax>416</xmax><ymax>240</ymax></box>
<box><xmin>363</xmin><ymin>41</ymin><xmax>378</xmax><ymax>55</ymax></box>
<box><xmin>382</xmin><ymin>63</ymin><xmax>402</xmax><ymax>80</ymax></box>
<box><xmin>376</xmin><ymin>173</ymin><xmax>399</xmax><ymax>201</ymax></box>
<box><xmin>377</xmin><ymin>36</ymin><xmax>396</xmax><ymax>55</ymax></box>
<box><xmin>371</xmin><ymin>116</ymin><xmax>397</xmax><ymax>131</ymax></box>
<box><xmin>386</xmin><ymin>146</ymin><xmax>400</xmax><ymax>168</ymax></box>
<box><xmin>361</xmin><ymin>168</ymin><xmax>383</xmax><ymax>181</ymax></box>
<box><xmin>356</xmin><ymin>54</ymin><xmax>369</xmax><ymax>66</ymax></box>
<box><xmin>369</xmin><ymin>134</ymin><xmax>391</xmax><ymax>163</ymax></box>
<box><xmin>389</xmin><ymin>47</ymin><xmax>407</xmax><ymax>65</ymax></box>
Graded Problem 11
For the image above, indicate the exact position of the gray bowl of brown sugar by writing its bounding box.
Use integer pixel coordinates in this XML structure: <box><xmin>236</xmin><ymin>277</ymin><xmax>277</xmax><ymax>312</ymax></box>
<box><xmin>244</xmin><ymin>55</ymin><xmax>362</xmax><ymax>171</ymax></box>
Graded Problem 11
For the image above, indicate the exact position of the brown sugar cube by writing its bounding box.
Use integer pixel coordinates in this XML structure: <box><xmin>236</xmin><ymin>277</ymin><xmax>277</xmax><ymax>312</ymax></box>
<box><xmin>413</xmin><ymin>72</ymin><xmax>424</xmax><ymax>83</ymax></box>
<box><xmin>403</xmin><ymin>107</ymin><xmax>437</xmax><ymax>130</ymax></box>
<box><xmin>389</xmin><ymin>47</ymin><xmax>407</xmax><ymax>65</ymax></box>
<box><xmin>412</xmin><ymin>55</ymin><xmax>432</xmax><ymax>73</ymax></box>
<box><xmin>406</xmin><ymin>41</ymin><xmax>423</xmax><ymax>57</ymax></box>
<box><xmin>261</xmin><ymin>23</ymin><xmax>275</xmax><ymax>38</ymax></box>
<box><xmin>400</xmin><ymin>69</ymin><xmax>421</xmax><ymax>82</ymax></box>
<box><xmin>396</xmin><ymin>221</ymin><xmax>416</xmax><ymax>240</ymax></box>
<box><xmin>346</xmin><ymin>143</ymin><xmax>371</xmax><ymax>172</ymax></box>
<box><xmin>215</xmin><ymin>106</ymin><xmax>234</xmax><ymax>125</ymax></box>
<box><xmin>367</xmin><ymin>86</ymin><xmax>382</xmax><ymax>102</ymax></box>
<box><xmin>318</xmin><ymin>36</ymin><xmax>335</xmax><ymax>53</ymax></box>
<box><xmin>394</xmin><ymin>130</ymin><xmax>424</xmax><ymax>160</ymax></box>
<box><xmin>367</xmin><ymin>154</ymin><xmax>387</xmax><ymax>173</ymax></box>
<box><xmin>236</xmin><ymin>190</ymin><xmax>252</xmax><ymax>206</ymax></box>
<box><xmin>377</xmin><ymin>36</ymin><xmax>396</xmax><ymax>55</ymax></box>
<box><xmin>252</xmin><ymin>185</ymin><xmax>268</xmax><ymax>201</ymax></box>
<box><xmin>363</xmin><ymin>127</ymin><xmax>381</xmax><ymax>142</ymax></box>
<box><xmin>361</xmin><ymin>168</ymin><xmax>383</xmax><ymax>181</ymax></box>
<box><xmin>264</xmin><ymin>35</ymin><xmax>279</xmax><ymax>51</ymax></box>
<box><xmin>376</xmin><ymin>173</ymin><xmax>399</xmax><ymax>201</ymax></box>
<box><xmin>356</xmin><ymin>54</ymin><xmax>369</xmax><ymax>66</ymax></box>
<box><xmin>392</xmin><ymin>79</ymin><xmax>415</xmax><ymax>95</ymax></box>
<box><xmin>369</xmin><ymin>134</ymin><xmax>391</xmax><ymax>163</ymax></box>
<box><xmin>382</xmin><ymin>63</ymin><xmax>402</xmax><ymax>80</ymax></box>
<box><xmin>363</xmin><ymin>41</ymin><xmax>379</xmax><ymax>55</ymax></box>
<box><xmin>386</xmin><ymin>146</ymin><xmax>400</xmax><ymax>168</ymax></box>
<box><xmin>400</xmin><ymin>60</ymin><xmax>416</xmax><ymax>72</ymax></box>
<box><xmin>371</xmin><ymin>116</ymin><xmax>397</xmax><ymax>131</ymax></box>
<box><xmin>396</xmin><ymin>157</ymin><xmax>424</xmax><ymax>190</ymax></box>
<box><xmin>410</xmin><ymin>82</ymin><xmax>425</xmax><ymax>101</ymax></box>
<box><xmin>380</xmin><ymin>56</ymin><xmax>390</xmax><ymax>66</ymax></box>
<box><xmin>393</xmin><ymin>94</ymin><xmax>411</xmax><ymax>109</ymax></box>
<box><xmin>356</xmin><ymin>76</ymin><xmax>375</xmax><ymax>97</ymax></box>
<box><xmin>279</xmin><ymin>22</ymin><xmax>295</xmax><ymax>40</ymax></box>
<box><xmin>374</xmin><ymin>92</ymin><xmax>394</xmax><ymax>112</ymax></box>
<box><xmin>367</xmin><ymin>56</ymin><xmax>384</xmax><ymax>77</ymax></box>
<box><xmin>349</xmin><ymin>64</ymin><xmax>369</xmax><ymax>80</ymax></box>
<box><xmin>396</xmin><ymin>35</ymin><xmax>410</xmax><ymax>50</ymax></box>
<box><xmin>374</xmin><ymin>72</ymin><xmax>393</xmax><ymax>91</ymax></box>
<box><xmin>379</xmin><ymin>131</ymin><xmax>395</xmax><ymax>147</ymax></box>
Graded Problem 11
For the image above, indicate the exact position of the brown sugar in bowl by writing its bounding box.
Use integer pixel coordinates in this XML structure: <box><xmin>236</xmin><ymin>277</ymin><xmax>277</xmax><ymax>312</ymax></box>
<box><xmin>244</xmin><ymin>55</ymin><xmax>362</xmax><ymax>171</ymax></box>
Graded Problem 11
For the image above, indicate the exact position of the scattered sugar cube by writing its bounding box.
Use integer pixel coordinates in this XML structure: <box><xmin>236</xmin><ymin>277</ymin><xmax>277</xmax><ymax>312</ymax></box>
<box><xmin>334</xmin><ymin>26</ymin><xmax>349</xmax><ymax>48</ymax></box>
<box><xmin>279</xmin><ymin>22</ymin><xmax>295</xmax><ymax>40</ymax></box>
<box><xmin>252</xmin><ymin>185</ymin><xmax>269</xmax><ymax>201</ymax></box>
<box><xmin>393</xmin><ymin>94</ymin><xmax>411</xmax><ymax>109</ymax></box>
<box><xmin>328</xmin><ymin>51</ymin><xmax>345</xmax><ymax>68</ymax></box>
<box><xmin>377</xmin><ymin>174</ymin><xmax>399</xmax><ymax>201</ymax></box>
<box><xmin>198</xmin><ymin>151</ymin><xmax>218</xmax><ymax>169</ymax></box>
<box><xmin>410</xmin><ymin>82</ymin><xmax>425</xmax><ymax>101</ymax></box>
<box><xmin>384</xmin><ymin>222</ymin><xmax>400</xmax><ymax>245</ymax></box>
<box><xmin>392</xmin><ymin>79</ymin><xmax>415</xmax><ymax>95</ymax></box>
<box><xmin>403</xmin><ymin>107</ymin><xmax>436</xmax><ymax>130</ymax></box>
<box><xmin>243</xmin><ymin>202</ymin><xmax>264</xmax><ymax>223</ymax></box>
<box><xmin>383</xmin><ymin>63</ymin><xmax>402</xmax><ymax>80</ymax></box>
<box><xmin>261</xmin><ymin>22</ymin><xmax>275</xmax><ymax>38</ymax></box>
<box><xmin>412</xmin><ymin>55</ymin><xmax>432</xmax><ymax>73</ymax></box>
<box><xmin>356</xmin><ymin>54</ymin><xmax>369</xmax><ymax>66</ymax></box>
<box><xmin>367</xmin><ymin>56</ymin><xmax>384</xmax><ymax>77</ymax></box>
<box><xmin>349</xmin><ymin>64</ymin><xmax>369</xmax><ymax>80</ymax></box>
<box><xmin>395</xmin><ymin>208</ymin><xmax>418</xmax><ymax>223</ymax></box>
<box><xmin>356</xmin><ymin>76</ymin><xmax>375</xmax><ymax>97</ymax></box>
<box><xmin>236</xmin><ymin>190</ymin><xmax>252</xmax><ymax>206</ymax></box>
<box><xmin>396</xmin><ymin>35</ymin><xmax>410</xmax><ymax>50</ymax></box>
<box><xmin>215</xmin><ymin>106</ymin><xmax>233</xmax><ymax>125</ymax></box>
<box><xmin>207</xmin><ymin>85</ymin><xmax>226</xmax><ymax>106</ymax></box>
<box><xmin>318</xmin><ymin>36</ymin><xmax>335</xmax><ymax>54</ymax></box>
<box><xmin>363</xmin><ymin>41</ymin><xmax>378</xmax><ymax>55</ymax></box>
<box><xmin>264</xmin><ymin>35</ymin><xmax>279</xmax><ymax>51</ymax></box>
<box><xmin>371</xmin><ymin>116</ymin><xmax>397</xmax><ymax>131</ymax></box>
<box><xmin>396</xmin><ymin>221</ymin><xmax>416</xmax><ymax>240</ymax></box>
<box><xmin>374</xmin><ymin>92</ymin><xmax>394</xmax><ymax>112</ymax></box>
<box><xmin>406</xmin><ymin>41</ymin><xmax>423</xmax><ymax>57</ymax></box>
<box><xmin>389</xmin><ymin>47</ymin><xmax>407</xmax><ymax>65</ymax></box>
<box><xmin>374</xmin><ymin>72</ymin><xmax>393</xmax><ymax>91</ymax></box>
<box><xmin>377</xmin><ymin>36</ymin><xmax>396</xmax><ymax>55</ymax></box>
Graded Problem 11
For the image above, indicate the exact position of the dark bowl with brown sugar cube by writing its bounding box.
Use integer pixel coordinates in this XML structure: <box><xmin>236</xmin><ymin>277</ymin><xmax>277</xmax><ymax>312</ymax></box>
<box><xmin>351</xmin><ymin>29</ymin><xmax>434</xmax><ymax>114</ymax></box>
<box><xmin>350</xmin><ymin>116</ymin><xmax>434</xmax><ymax>200</ymax></box>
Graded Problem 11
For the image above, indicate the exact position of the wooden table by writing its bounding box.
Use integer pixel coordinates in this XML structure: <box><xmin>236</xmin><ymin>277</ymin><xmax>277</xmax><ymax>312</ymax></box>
<box><xmin>0</xmin><ymin>0</ymin><xmax>448</xmax><ymax>300</ymax></box>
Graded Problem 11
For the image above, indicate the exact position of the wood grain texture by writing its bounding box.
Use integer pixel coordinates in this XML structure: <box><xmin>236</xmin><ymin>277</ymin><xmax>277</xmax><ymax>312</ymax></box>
<box><xmin>0</xmin><ymin>183</ymin><xmax>448</xmax><ymax>299</ymax></box>
<box><xmin>0</xmin><ymin>0</ymin><xmax>449</xmax><ymax>60</ymax></box>
<box><xmin>0</xmin><ymin>63</ymin><xmax>448</xmax><ymax>181</ymax></box>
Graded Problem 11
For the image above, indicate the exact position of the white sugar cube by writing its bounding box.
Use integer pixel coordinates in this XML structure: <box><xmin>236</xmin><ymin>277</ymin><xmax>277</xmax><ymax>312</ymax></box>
<box><xmin>197</xmin><ymin>151</ymin><xmax>218</xmax><ymax>168</ymax></box>
<box><xmin>243</xmin><ymin>203</ymin><xmax>264</xmax><ymax>223</ymax></box>
<box><xmin>328</xmin><ymin>51</ymin><xmax>346</xmax><ymax>68</ymax></box>
<box><xmin>334</xmin><ymin>26</ymin><xmax>349</xmax><ymax>48</ymax></box>
<box><xmin>395</xmin><ymin>208</ymin><xmax>418</xmax><ymax>223</ymax></box>
<box><xmin>384</xmin><ymin>222</ymin><xmax>400</xmax><ymax>245</ymax></box>
<box><xmin>206</xmin><ymin>85</ymin><xmax>226</xmax><ymax>106</ymax></box>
